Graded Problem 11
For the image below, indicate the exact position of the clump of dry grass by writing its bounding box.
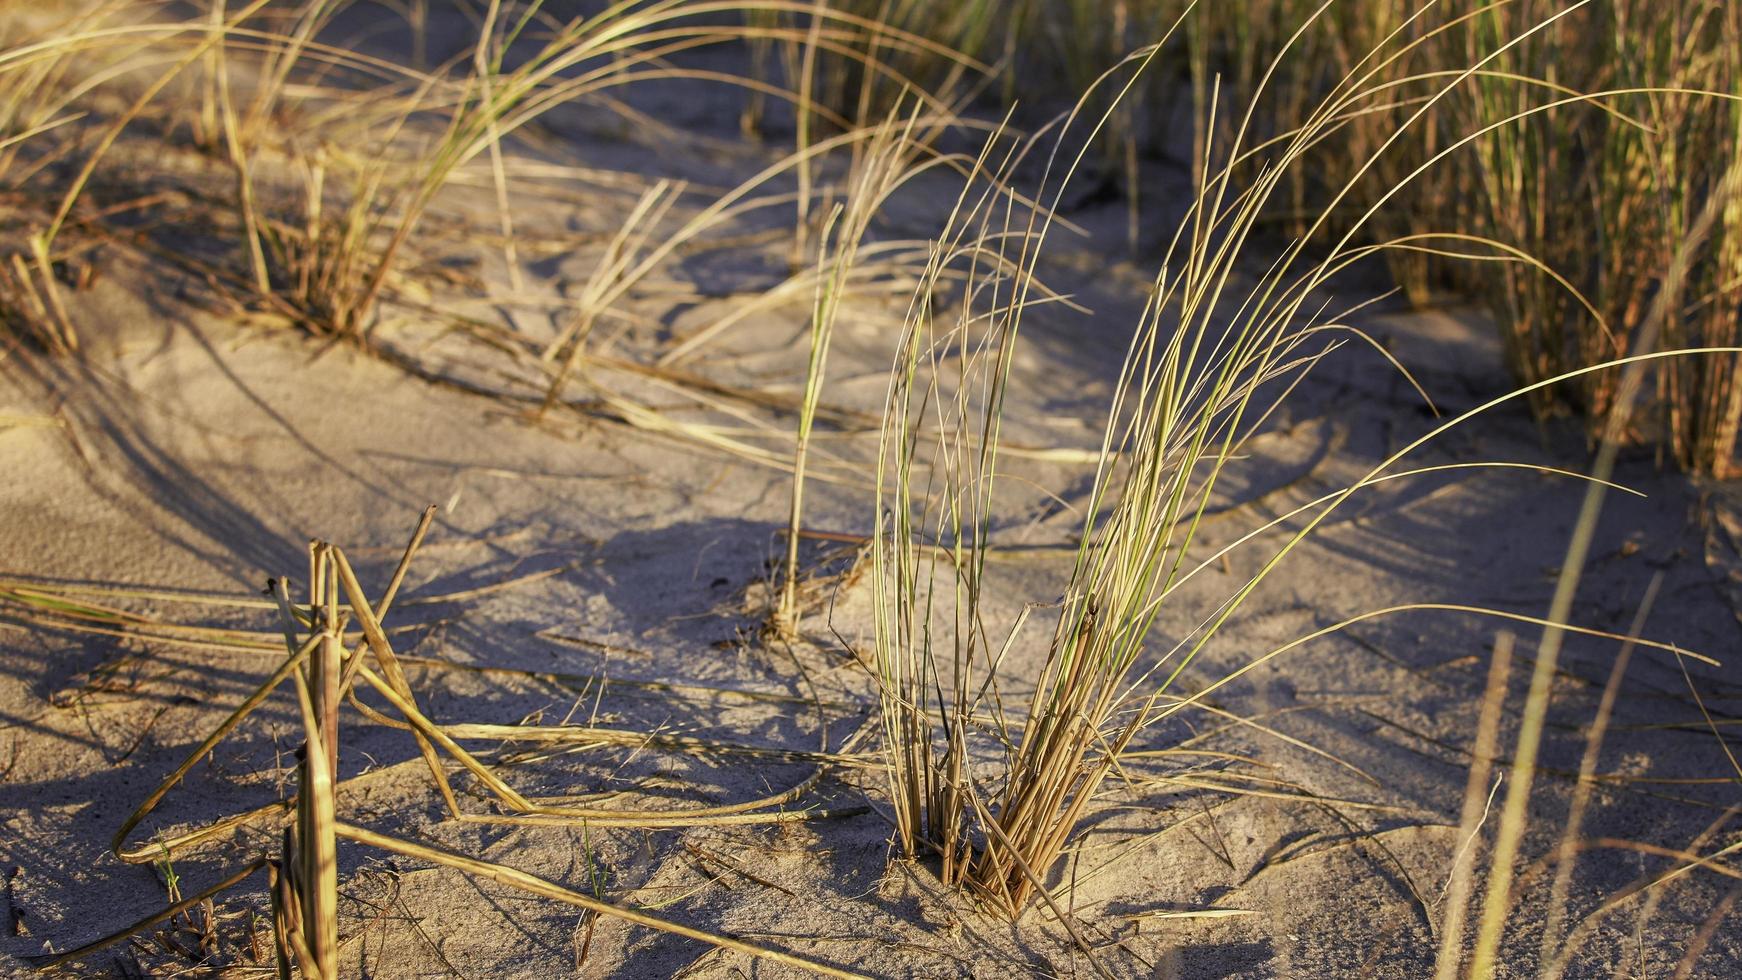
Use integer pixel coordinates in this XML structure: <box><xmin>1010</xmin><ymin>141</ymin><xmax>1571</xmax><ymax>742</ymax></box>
<box><xmin>0</xmin><ymin>0</ymin><xmax>279</xmax><ymax>354</ymax></box>
<box><xmin>870</xmin><ymin>1</ymin><xmax>1734</xmax><ymax>932</ymax></box>
<box><xmin>0</xmin><ymin>1</ymin><xmax>133</xmax><ymax>355</ymax></box>
<box><xmin>267</xmin><ymin>547</ymin><xmax>343</xmax><ymax>980</ymax></box>
<box><xmin>0</xmin><ymin>0</ymin><xmax>967</xmax><ymax>356</ymax></box>
<box><xmin>872</xmin><ymin>7</ymin><xmax>1390</xmax><ymax>917</ymax></box>
<box><xmin>205</xmin><ymin>0</ymin><xmax>970</xmax><ymax>342</ymax></box>
<box><xmin>16</xmin><ymin>510</ymin><xmax>875</xmax><ymax>977</ymax></box>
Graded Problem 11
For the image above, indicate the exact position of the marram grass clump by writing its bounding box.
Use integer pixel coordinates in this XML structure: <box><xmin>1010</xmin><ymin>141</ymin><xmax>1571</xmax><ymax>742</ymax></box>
<box><xmin>870</xmin><ymin>1</ymin><xmax>1736</xmax><ymax>935</ymax></box>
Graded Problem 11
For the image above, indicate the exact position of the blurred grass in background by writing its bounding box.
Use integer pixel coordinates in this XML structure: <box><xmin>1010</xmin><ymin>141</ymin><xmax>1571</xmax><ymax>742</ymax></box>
<box><xmin>759</xmin><ymin>0</ymin><xmax>1742</xmax><ymax>476</ymax></box>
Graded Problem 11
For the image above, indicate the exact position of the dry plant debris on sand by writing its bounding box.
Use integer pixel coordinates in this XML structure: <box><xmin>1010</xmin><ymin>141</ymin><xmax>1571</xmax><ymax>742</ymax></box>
<box><xmin>1</xmin><ymin>2</ymin><xmax>1741</xmax><ymax>978</ymax></box>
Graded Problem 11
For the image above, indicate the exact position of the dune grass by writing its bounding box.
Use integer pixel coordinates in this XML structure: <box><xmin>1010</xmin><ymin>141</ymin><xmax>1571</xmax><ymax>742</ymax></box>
<box><xmin>0</xmin><ymin>1</ymin><xmax>160</xmax><ymax>354</ymax></box>
<box><xmin>0</xmin><ymin>1</ymin><xmax>968</xmax><ymax>345</ymax></box>
<box><xmin>783</xmin><ymin>0</ymin><xmax>1742</xmax><ymax>475</ymax></box>
<box><xmin>1197</xmin><ymin>1</ymin><xmax>1742</xmax><ymax>476</ymax></box>
<box><xmin>871</xmin><ymin>4</ymin><xmax>1409</xmax><ymax>917</ymax></box>
<box><xmin>869</xmin><ymin>0</ymin><xmax>1737</xmax><ymax>938</ymax></box>
<box><xmin>1431</xmin><ymin>1</ymin><xmax>1742</xmax><ymax>476</ymax></box>
<box><xmin>4</xmin><ymin>1</ymin><xmax>1741</xmax><ymax>975</ymax></box>
<box><xmin>0</xmin><ymin>0</ymin><xmax>991</xmax><ymax>490</ymax></box>
<box><xmin>21</xmin><ymin>510</ymin><xmax>874</xmax><ymax>977</ymax></box>
<box><xmin>3</xmin><ymin>2</ymin><xmax>1736</xmax><ymax>472</ymax></box>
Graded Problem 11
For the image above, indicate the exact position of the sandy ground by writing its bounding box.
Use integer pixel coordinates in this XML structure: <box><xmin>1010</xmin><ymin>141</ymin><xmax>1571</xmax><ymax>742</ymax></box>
<box><xmin>3</xmin><ymin>5</ymin><xmax>1742</xmax><ymax>978</ymax></box>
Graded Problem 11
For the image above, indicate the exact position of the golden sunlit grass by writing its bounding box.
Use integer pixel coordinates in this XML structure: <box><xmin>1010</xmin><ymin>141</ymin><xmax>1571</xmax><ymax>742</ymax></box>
<box><xmin>3</xmin><ymin>1</ymin><xmax>1741</xmax><ymax>977</ymax></box>
<box><xmin>773</xmin><ymin>0</ymin><xmax>1742</xmax><ymax>475</ymax></box>
<box><xmin>223</xmin><ymin>0</ymin><xmax>954</xmax><ymax>339</ymax></box>
<box><xmin>16</xmin><ymin>511</ymin><xmax>873</xmax><ymax>977</ymax></box>
<box><xmin>870</xmin><ymin>7</ymin><xmax>1737</xmax><ymax>971</ymax></box>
